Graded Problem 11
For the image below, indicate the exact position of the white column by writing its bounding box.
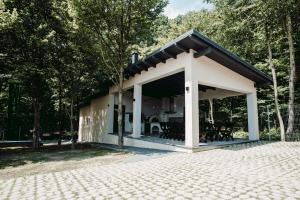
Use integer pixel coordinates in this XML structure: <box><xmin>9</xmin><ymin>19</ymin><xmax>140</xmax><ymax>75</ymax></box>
<box><xmin>247</xmin><ymin>91</ymin><xmax>259</xmax><ymax>140</ymax></box>
<box><xmin>132</xmin><ymin>84</ymin><xmax>142</xmax><ymax>138</ymax></box>
<box><xmin>78</xmin><ymin>110</ymin><xmax>84</xmax><ymax>142</ymax></box>
<box><xmin>106</xmin><ymin>94</ymin><xmax>114</xmax><ymax>134</ymax></box>
<box><xmin>185</xmin><ymin>65</ymin><xmax>199</xmax><ymax>148</ymax></box>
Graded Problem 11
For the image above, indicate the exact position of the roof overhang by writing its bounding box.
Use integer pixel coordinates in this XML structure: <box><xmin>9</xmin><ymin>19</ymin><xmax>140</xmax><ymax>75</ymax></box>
<box><xmin>125</xmin><ymin>29</ymin><xmax>272</xmax><ymax>86</ymax></box>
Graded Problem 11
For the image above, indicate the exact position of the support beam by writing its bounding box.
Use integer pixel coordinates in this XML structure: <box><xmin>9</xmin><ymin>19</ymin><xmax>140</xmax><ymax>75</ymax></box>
<box><xmin>126</xmin><ymin>68</ymin><xmax>137</xmax><ymax>78</ymax></box>
<box><xmin>175</xmin><ymin>43</ymin><xmax>190</xmax><ymax>53</ymax></box>
<box><xmin>150</xmin><ymin>55</ymin><xmax>160</xmax><ymax>64</ymax></box>
<box><xmin>247</xmin><ymin>91</ymin><xmax>259</xmax><ymax>140</ymax></box>
<box><xmin>145</xmin><ymin>60</ymin><xmax>155</xmax><ymax>66</ymax></box>
<box><xmin>136</xmin><ymin>63</ymin><xmax>145</xmax><ymax>72</ymax></box>
<box><xmin>153</xmin><ymin>55</ymin><xmax>166</xmax><ymax>63</ymax></box>
<box><xmin>128</xmin><ymin>65</ymin><xmax>139</xmax><ymax>74</ymax></box>
<box><xmin>162</xmin><ymin>50</ymin><xmax>177</xmax><ymax>59</ymax></box>
<box><xmin>189</xmin><ymin>35</ymin><xmax>203</xmax><ymax>46</ymax></box>
<box><xmin>194</xmin><ymin>47</ymin><xmax>212</xmax><ymax>58</ymax></box>
<box><xmin>185</xmin><ymin>65</ymin><xmax>199</xmax><ymax>148</ymax></box>
<box><xmin>132</xmin><ymin>84</ymin><xmax>142</xmax><ymax>138</ymax></box>
<box><xmin>144</xmin><ymin>61</ymin><xmax>155</xmax><ymax>70</ymax></box>
<box><xmin>133</xmin><ymin>65</ymin><xmax>141</xmax><ymax>74</ymax></box>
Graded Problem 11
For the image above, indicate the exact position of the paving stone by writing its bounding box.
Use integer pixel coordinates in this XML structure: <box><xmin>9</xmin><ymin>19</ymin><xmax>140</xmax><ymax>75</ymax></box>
<box><xmin>0</xmin><ymin>142</ymin><xmax>300</xmax><ymax>199</ymax></box>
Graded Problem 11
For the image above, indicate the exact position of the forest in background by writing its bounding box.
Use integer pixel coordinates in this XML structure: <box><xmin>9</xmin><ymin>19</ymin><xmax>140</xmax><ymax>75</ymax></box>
<box><xmin>0</xmin><ymin>0</ymin><xmax>299</xmax><ymax>145</ymax></box>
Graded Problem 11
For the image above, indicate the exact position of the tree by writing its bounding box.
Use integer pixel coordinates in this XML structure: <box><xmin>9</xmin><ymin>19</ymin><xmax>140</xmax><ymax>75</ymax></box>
<box><xmin>162</xmin><ymin>0</ymin><xmax>298</xmax><ymax>138</ymax></box>
<box><xmin>263</xmin><ymin>0</ymin><xmax>299</xmax><ymax>139</ymax></box>
<box><xmin>258</xmin><ymin>0</ymin><xmax>299</xmax><ymax>139</ymax></box>
<box><xmin>285</xmin><ymin>12</ymin><xmax>296</xmax><ymax>138</ymax></box>
<box><xmin>208</xmin><ymin>98</ymin><xmax>214</xmax><ymax>124</ymax></box>
<box><xmin>266</xmin><ymin>30</ymin><xmax>285</xmax><ymax>141</ymax></box>
<box><xmin>1</xmin><ymin>0</ymin><xmax>76</xmax><ymax>148</ymax></box>
<box><xmin>73</xmin><ymin>0</ymin><xmax>167</xmax><ymax>147</ymax></box>
<box><xmin>254</xmin><ymin>0</ymin><xmax>286</xmax><ymax>141</ymax></box>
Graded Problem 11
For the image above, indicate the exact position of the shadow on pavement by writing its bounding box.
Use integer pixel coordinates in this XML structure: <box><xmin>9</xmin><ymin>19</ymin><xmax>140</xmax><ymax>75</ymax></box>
<box><xmin>0</xmin><ymin>143</ymin><xmax>117</xmax><ymax>169</ymax></box>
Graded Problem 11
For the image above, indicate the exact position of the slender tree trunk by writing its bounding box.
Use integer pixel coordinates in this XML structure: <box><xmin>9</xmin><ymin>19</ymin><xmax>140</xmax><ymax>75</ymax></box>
<box><xmin>118</xmin><ymin>68</ymin><xmax>124</xmax><ymax>148</ymax></box>
<box><xmin>70</xmin><ymin>96</ymin><xmax>75</xmax><ymax>149</ymax></box>
<box><xmin>267</xmin><ymin>37</ymin><xmax>285</xmax><ymax>141</ymax></box>
<box><xmin>32</xmin><ymin>96</ymin><xmax>41</xmax><ymax>149</ymax></box>
<box><xmin>7</xmin><ymin>83</ymin><xmax>13</xmax><ymax>139</ymax></box>
<box><xmin>208</xmin><ymin>98</ymin><xmax>214</xmax><ymax>124</ymax></box>
<box><xmin>58</xmin><ymin>80</ymin><xmax>63</xmax><ymax>146</ymax></box>
<box><xmin>286</xmin><ymin>13</ymin><xmax>296</xmax><ymax>139</ymax></box>
<box><xmin>31</xmin><ymin>73</ymin><xmax>42</xmax><ymax>149</ymax></box>
<box><xmin>69</xmin><ymin>79</ymin><xmax>76</xmax><ymax>150</ymax></box>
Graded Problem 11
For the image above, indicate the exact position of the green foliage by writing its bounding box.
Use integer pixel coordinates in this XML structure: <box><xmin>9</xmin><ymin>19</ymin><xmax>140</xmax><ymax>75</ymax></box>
<box><xmin>0</xmin><ymin>0</ymin><xmax>98</xmax><ymax>140</ymax></box>
<box><xmin>72</xmin><ymin>0</ymin><xmax>167</xmax><ymax>83</ymax></box>
<box><xmin>233</xmin><ymin>131</ymin><xmax>248</xmax><ymax>140</ymax></box>
<box><xmin>0</xmin><ymin>0</ymin><xmax>299</xmax><ymax>142</ymax></box>
<box><xmin>142</xmin><ymin>0</ymin><xmax>300</xmax><ymax>133</ymax></box>
<box><xmin>260</xmin><ymin>128</ymin><xmax>281</xmax><ymax>141</ymax></box>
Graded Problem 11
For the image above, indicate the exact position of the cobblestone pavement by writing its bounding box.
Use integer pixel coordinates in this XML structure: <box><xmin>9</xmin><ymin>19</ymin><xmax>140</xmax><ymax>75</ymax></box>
<box><xmin>1</xmin><ymin>142</ymin><xmax>300</xmax><ymax>200</ymax></box>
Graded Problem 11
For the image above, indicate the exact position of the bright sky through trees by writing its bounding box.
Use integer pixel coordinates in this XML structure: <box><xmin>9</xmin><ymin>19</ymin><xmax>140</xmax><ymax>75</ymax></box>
<box><xmin>164</xmin><ymin>0</ymin><xmax>214</xmax><ymax>18</ymax></box>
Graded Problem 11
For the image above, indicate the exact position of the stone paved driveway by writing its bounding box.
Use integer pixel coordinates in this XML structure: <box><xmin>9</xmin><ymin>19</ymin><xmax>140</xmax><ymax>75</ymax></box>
<box><xmin>1</xmin><ymin>142</ymin><xmax>300</xmax><ymax>200</ymax></box>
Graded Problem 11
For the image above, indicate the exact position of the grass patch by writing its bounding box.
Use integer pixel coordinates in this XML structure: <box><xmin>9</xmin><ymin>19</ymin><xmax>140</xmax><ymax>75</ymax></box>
<box><xmin>0</xmin><ymin>143</ymin><xmax>119</xmax><ymax>169</ymax></box>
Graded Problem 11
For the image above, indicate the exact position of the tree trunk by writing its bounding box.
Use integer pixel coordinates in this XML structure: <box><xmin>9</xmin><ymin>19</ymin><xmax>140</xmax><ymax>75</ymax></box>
<box><xmin>70</xmin><ymin>96</ymin><xmax>75</xmax><ymax>149</ymax></box>
<box><xmin>208</xmin><ymin>98</ymin><xmax>214</xmax><ymax>124</ymax></box>
<box><xmin>267</xmin><ymin>37</ymin><xmax>285</xmax><ymax>141</ymax></box>
<box><xmin>58</xmin><ymin>80</ymin><xmax>63</xmax><ymax>146</ymax></box>
<box><xmin>118</xmin><ymin>68</ymin><xmax>124</xmax><ymax>148</ymax></box>
<box><xmin>286</xmin><ymin>13</ymin><xmax>296</xmax><ymax>139</ymax></box>
<box><xmin>32</xmin><ymin>97</ymin><xmax>41</xmax><ymax>149</ymax></box>
<box><xmin>7</xmin><ymin>83</ymin><xmax>13</xmax><ymax>140</ymax></box>
<box><xmin>31</xmin><ymin>73</ymin><xmax>42</xmax><ymax>149</ymax></box>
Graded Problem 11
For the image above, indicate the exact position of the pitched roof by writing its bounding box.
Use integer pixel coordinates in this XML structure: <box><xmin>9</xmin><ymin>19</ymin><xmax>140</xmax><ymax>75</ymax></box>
<box><xmin>125</xmin><ymin>29</ymin><xmax>272</xmax><ymax>86</ymax></box>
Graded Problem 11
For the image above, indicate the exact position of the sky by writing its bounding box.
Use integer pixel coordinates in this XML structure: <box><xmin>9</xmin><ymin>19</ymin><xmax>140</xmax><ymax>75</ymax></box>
<box><xmin>164</xmin><ymin>0</ymin><xmax>214</xmax><ymax>19</ymax></box>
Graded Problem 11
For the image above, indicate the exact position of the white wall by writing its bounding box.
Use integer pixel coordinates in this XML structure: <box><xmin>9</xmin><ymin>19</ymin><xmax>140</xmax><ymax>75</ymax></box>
<box><xmin>114</xmin><ymin>92</ymin><xmax>133</xmax><ymax>113</ymax></box>
<box><xmin>191</xmin><ymin>55</ymin><xmax>256</xmax><ymax>93</ymax></box>
<box><xmin>78</xmin><ymin>95</ymin><xmax>113</xmax><ymax>143</ymax></box>
<box><xmin>78</xmin><ymin>106</ymin><xmax>91</xmax><ymax>142</ymax></box>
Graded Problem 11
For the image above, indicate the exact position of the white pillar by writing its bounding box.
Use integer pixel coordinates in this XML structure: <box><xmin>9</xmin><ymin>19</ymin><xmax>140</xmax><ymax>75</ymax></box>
<box><xmin>247</xmin><ymin>91</ymin><xmax>259</xmax><ymax>140</ymax></box>
<box><xmin>132</xmin><ymin>84</ymin><xmax>142</xmax><ymax>138</ymax></box>
<box><xmin>185</xmin><ymin>65</ymin><xmax>199</xmax><ymax>148</ymax></box>
<box><xmin>106</xmin><ymin>94</ymin><xmax>114</xmax><ymax>134</ymax></box>
<box><xmin>78</xmin><ymin>109</ymin><xmax>84</xmax><ymax>142</ymax></box>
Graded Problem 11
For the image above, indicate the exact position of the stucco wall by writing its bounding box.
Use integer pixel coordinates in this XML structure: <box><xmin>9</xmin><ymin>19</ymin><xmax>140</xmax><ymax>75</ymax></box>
<box><xmin>78</xmin><ymin>106</ymin><xmax>91</xmax><ymax>142</ymax></box>
<box><xmin>114</xmin><ymin>92</ymin><xmax>133</xmax><ymax>113</ymax></box>
<box><xmin>78</xmin><ymin>95</ymin><xmax>112</xmax><ymax>143</ymax></box>
<box><xmin>191</xmin><ymin>55</ymin><xmax>255</xmax><ymax>93</ymax></box>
